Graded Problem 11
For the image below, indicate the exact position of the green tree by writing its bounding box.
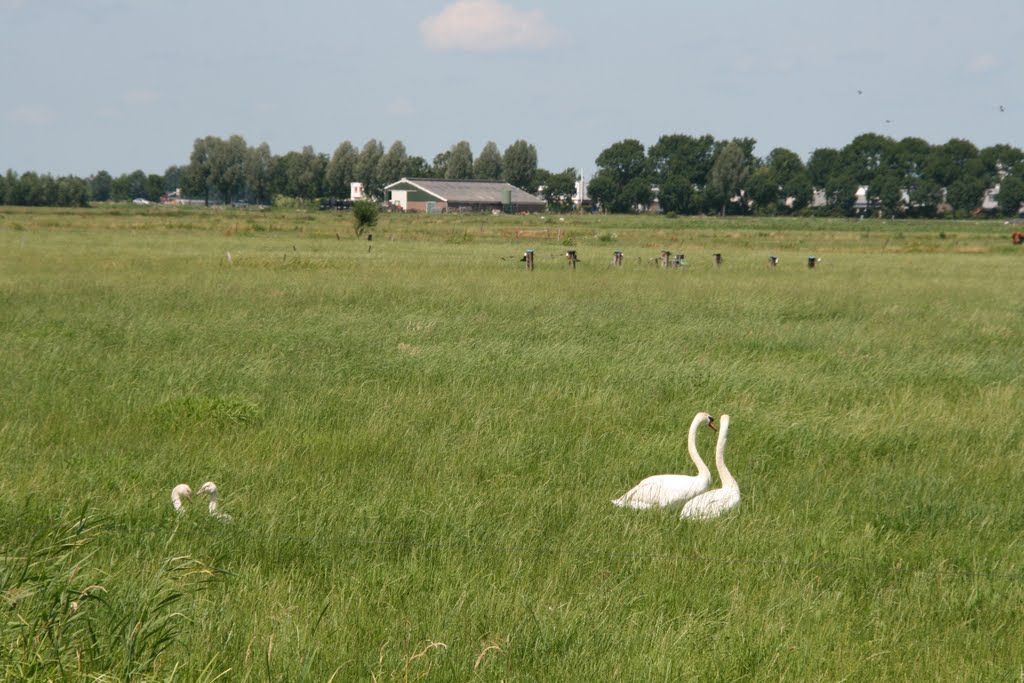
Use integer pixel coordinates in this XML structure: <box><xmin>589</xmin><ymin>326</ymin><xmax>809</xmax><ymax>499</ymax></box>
<box><xmin>144</xmin><ymin>174</ymin><xmax>164</xmax><ymax>201</ymax></box>
<box><xmin>585</xmin><ymin>172</ymin><xmax>616</xmax><ymax>213</ymax></box>
<box><xmin>980</xmin><ymin>143</ymin><xmax>1024</xmax><ymax>180</ymax></box>
<box><xmin>871</xmin><ymin>170</ymin><xmax>904</xmax><ymax>217</ymax></box>
<box><xmin>925</xmin><ymin>138</ymin><xmax>982</xmax><ymax>188</ymax></box>
<box><xmin>4</xmin><ymin>169</ymin><xmax>22</xmax><ymax>204</ymax></box>
<box><xmin>208</xmin><ymin>135</ymin><xmax>248</xmax><ymax>204</ymax></box>
<box><xmin>765</xmin><ymin>147</ymin><xmax>812</xmax><ymax>210</ymax></box>
<box><xmin>162</xmin><ymin>165</ymin><xmax>184</xmax><ymax>194</ymax></box>
<box><xmin>473</xmin><ymin>141</ymin><xmax>503</xmax><ymax>180</ymax></box>
<box><xmin>539</xmin><ymin>167</ymin><xmax>577</xmax><ymax>211</ymax></box>
<box><xmin>746</xmin><ymin>166</ymin><xmax>778</xmax><ymax>212</ymax></box>
<box><xmin>647</xmin><ymin>133</ymin><xmax>717</xmax><ymax>192</ymax></box>
<box><xmin>657</xmin><ymin>174</ymin><xmax>696</xmax><ymax>214</ymax></box>
<box><xmin>112</xmin><ymin>170</ymin><xmax>147</xmax><ymax>201</ymax></box>
<box><xmin>356</xmin><ymin>139</ymin><xmax>384</xmax><ymax>198</ymax></box>
<box><xmin>502</xmin><ymin>140</ymin><xmax>538</xmax><ymax>190</ymax></box>
<box><xmin>183</xmin><ymin>136</ymin><xmax>217</xmax><ymax>204</ymax></box>
<box><xmin>840</xmin><ymin>133</ymin><xmax>895</xmax><ymax>186</ymax></box>
<box><xmin>89</xmin><ymin>170</ymin><xmax>113</xmax><ymax>202</ymax></box>
<box><xmin>708</xmin><ymin>141</ymin><xmax>751</xmax><ymax>216</ymax></box>
<box><xmin>446</xmin><ymin>140</ymin><xmax>473</xmax><ymax>179</ymax></box>
<box><xmin>807</xmin><ymin>147</ymin><xmax>840</xmax><ymax>190</ymax></box>
<box><xmin>430</xmin><ymin>151</ymin><xmax>450</xmax><ymax>179</ymax></box>
<box><xmin>620</xmin><ymin>177</ymin><xmax>653</xmax><ymax>212</ymax></box>
<box><xmin>904</xmin><ymin>176</ymin><xmax>942</xmax><ymax>217</ymax></box>
<box><xmin>946</xmin><ymin>176</ymin><xmax>986</xmax><ymax>214</ymax></box>
<box><xmin>285</xmin><ymin>146</ymin><xmax>326</xmax><ymax>200</ymax></box>
<box><xmin>996</xmin><ymin>175</ymin><xmax>1024</xmax><ymax>216</ymax></box>
<box><xmin>589</xmin><ymin>139</ymin><xmax>649</xmax><ymax>213</ymax></box>
<box><xmin>246</xmin><ymin>143</ymin><xmax>274</xmax><ymax>205</ymax></box>
<box><xmin>56</xmin><ymin>176</ymin><xmax>89</xmax><ymax>207</ymax></box>
<box><xmin>406</xmin><ymin>156</ymin><xmax>430</xmax><ymax>177</ymax></box>
<box><xmin>324</xmin><ymin>141</ymin><xmax>358</xmax><ymax>198</ymax></box>
<box><xmin>351</xmin><ymin>199</ymin><xmax>378</xmax><ymax>237</ymax></box>
<box><xmin>377</xmin><ymin>141</ymin><xmax>409</xmax><ymax>188</ymax></box>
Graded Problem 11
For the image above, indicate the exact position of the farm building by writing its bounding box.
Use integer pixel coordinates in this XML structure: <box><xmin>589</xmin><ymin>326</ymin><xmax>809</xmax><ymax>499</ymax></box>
<box><xmin>383</xmin><ymin>177</ymin><xmax>546</xmax><ymax>213</ymax></box>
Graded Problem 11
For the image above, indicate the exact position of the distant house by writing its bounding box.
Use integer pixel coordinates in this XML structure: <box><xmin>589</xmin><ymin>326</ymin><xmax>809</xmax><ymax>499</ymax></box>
<box><xmin>383</xmin><ymin>177</ymin><xmax>546</xmax><ymax>213</ymax></box>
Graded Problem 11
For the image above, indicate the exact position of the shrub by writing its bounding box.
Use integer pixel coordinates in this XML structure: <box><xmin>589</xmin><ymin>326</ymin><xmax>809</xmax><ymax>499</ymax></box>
<box><xmin>352</xmin><ymin>200</ymin><xmax>378</xmax><ymax>237</ymax></box>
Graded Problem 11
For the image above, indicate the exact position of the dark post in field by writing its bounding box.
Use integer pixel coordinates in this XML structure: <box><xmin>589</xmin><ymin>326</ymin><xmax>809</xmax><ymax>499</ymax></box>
<box><xmin>521</xmin><ymin>249</ymin><xmax>535</xmax><ymax>271</ymax></box>
<box><xmin>566</xmin><ymin>250</ymin><xmax>579</xmax><ymax>270</ymax></box>
<box><xmin>807</xmin><ymin>256</ymin><xmax>816</xmax><ymax>269</ymax></box>
<box><xmin>612</xmin><ymin>250</ymin><xmax>623</xmax><ymax>267</ymax></box>
<box><xmin>714</xmin><ymin>253</ymin><xmax>722</xmax><ymax>267</ymax></box>
<box><xmin>367</xmin><ymin>233</ymin><xmax>373</xmax><ymax>253</ymax></box>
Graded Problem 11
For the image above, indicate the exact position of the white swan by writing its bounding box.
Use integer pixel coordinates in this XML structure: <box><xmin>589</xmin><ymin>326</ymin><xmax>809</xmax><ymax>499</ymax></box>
<box><xmin>196</xmin><ymin>481</ymin><xmax>232</xmax><ymax>522</ymax></box>
<box><xmin>171</xmin><ymin>484</ymin><xmax>192</xmax><ymax>513</ymax></box>
<box><xmin>681</xmin><ymin>414</ymin><xmax>740</xmax><ymax>520</ymax></box>
<box><xmin>612</xmin><ymin>412</ymin><xmax>717</xmax><ymax>509</ymax></box>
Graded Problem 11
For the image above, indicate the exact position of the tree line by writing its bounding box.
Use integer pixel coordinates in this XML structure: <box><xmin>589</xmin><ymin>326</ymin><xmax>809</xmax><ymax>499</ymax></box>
<box><xmin>0</xmin><ymin>136</ymin><xmax>578</xmax><ymax>211</ymax></box>
<box><xmin>589</xmin><ymin>133</ymin><xmax>1024</xmax><ymax>217</ymax></box>
<box><xmin>1</xmin><ymin>132</ymin><xmax>1021</xmax><ymax>217</ymax></box>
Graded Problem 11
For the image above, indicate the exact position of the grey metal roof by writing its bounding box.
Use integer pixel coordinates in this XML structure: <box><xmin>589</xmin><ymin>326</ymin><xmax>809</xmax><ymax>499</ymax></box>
<box><xmin>386</xmin><ymin>177</ymin><xmax>546</xmax><ymax>205</ymax></box>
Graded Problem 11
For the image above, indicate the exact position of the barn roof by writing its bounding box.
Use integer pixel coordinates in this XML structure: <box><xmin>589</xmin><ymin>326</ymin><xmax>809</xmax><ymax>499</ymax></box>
<box><xmin>384</xmin><ymin>177</ymin><xmax>545</xmax><ymax>205</ymax></box>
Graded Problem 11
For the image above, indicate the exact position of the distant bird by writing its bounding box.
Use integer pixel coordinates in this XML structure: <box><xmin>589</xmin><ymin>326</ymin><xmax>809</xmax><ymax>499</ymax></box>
<box><xmin>885</xmin><ymin>119</ymin><xmax>893</xmax><ymax>124</ymax></box>
<box><xmin>612</xmin><ymin>412</ymin><xmax>717</xmax><ymax>509</ymax></box>
<box><xmin>681</xmin><ymin>414</ymin><xmax>740</xmax><ymax>520</ymax></box>
<box><xmin>197</xmin><ymin>481</ymin><xmax>232</xmax><ymax>522</ymax></box>
<box><xmin>171</xmin><ymin>484</ymin><xmax>192</xmax><ymax>513</ymax></box>
<box><xmin>999</xmin><ymin>105</ymin><xmax>1005</xmax><ymax>112</ymax></box>
<box><xmin>857</xmin><ymin>89</ymin><xmax>863</xmax><ymax>95</ymax></box>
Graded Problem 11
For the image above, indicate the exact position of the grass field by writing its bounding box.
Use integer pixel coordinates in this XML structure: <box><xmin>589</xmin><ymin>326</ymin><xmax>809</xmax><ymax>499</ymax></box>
<box><xmin>2</xmin><ymin>206</ymin><xmax>1023</xmax><ymax>680</ymax></box>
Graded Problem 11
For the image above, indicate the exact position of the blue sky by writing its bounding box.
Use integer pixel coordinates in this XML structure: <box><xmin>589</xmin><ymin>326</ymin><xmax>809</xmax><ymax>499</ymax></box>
<box><xmin>2</xmin><ymin>0</ymin><xmax>1021</xmax><ymax>178</ymax></box>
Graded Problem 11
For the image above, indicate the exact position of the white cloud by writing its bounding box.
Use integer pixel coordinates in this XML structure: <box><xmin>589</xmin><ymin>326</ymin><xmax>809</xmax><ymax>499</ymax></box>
<box><xmin>9</xmin><ymin>104</ymin><xmax>56</xmax><ymax>125</ymax></box>
<box><xmin>967</xmin><ymin>53</ymin><xmax>999</xmax><ymax>73</ymax></box>
<box><xmin>420</xmin><ymin>0</ymin><xmax>556</xmax><ymax>52</ymax></box>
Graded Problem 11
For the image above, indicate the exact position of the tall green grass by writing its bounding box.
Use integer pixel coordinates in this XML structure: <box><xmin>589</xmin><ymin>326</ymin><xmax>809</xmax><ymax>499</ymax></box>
<box><xmin>1</xmin><ymin>208</ymin><xmax>1023</xmax><ymax>679</ymax></box>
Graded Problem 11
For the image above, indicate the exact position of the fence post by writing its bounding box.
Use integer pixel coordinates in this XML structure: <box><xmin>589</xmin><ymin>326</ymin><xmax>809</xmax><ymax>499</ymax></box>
<box><xmin>521</xmin><ymin>249</ymin><xmax>535</xmax><ymax>271</ymax></box>
<box><xmin>714</xmin><ymin>253</ymin><xmax>722</xmax><ymax>267</ymax></box>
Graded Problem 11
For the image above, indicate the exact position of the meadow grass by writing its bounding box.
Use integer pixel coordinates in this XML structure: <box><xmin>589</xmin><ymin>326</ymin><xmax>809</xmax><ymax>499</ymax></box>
<box><xmin>1</xmin><ymin>207</ymin><xmax>1023</xmax><ymax>680</ymax></box>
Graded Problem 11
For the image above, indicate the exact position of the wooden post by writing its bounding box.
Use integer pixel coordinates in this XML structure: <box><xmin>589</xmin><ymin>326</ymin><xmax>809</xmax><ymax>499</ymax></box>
<box><xmin>714</xmin><ymin>253</ymin><xmax>722</xmax><ymax>267</ymax></box>
<box><xmin>768</xmin><ymin>255</ymin><xmax>778</xmax><ymax>267</ymax></box>
<box><xmin>612</xmin><ymin>250</ymin><xmax>623</xmax><ymax>266</ymax></box>
<box><xmin>660</xmin><ymin>250</ymin><xmax>671</xmax><ymax>268</ymax></box>
<box><xmin>807</xmin><ymin>256</ymin><xmax>816</xmax><ymax>269</ymax></box>
<box><xmin>566</xmin><ymin>250</ymin><xmax>579</xmax><ymax>270</ymax></box>
<box><xmin>521</xmin><ymin>249</ymin><xmax>535</xmax><ymax>271</ymax></box>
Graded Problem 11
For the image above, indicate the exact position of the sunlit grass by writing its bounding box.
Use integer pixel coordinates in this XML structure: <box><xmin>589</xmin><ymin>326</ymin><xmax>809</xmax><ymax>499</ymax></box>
<box><xmin>1</xmin><ymin>208</ymin><xmax>1023</xmax><ymax>679</ymax></box>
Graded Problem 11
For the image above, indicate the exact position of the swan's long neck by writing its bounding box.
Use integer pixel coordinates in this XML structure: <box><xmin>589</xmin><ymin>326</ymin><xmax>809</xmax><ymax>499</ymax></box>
<box><xmin>687</xmin><ymin>415</ymin><xmax>712</xmax><ymax>479</ymax></box>
<box><xmin>714</xmin><ymin>415</ymin><xmax>737</xmax><ymax>489</ymax></box>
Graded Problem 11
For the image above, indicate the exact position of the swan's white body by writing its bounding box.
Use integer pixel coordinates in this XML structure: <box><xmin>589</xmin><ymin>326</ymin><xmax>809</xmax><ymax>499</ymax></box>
<box><xmin>197</xmin><ymin>481</ymin><xmax>232</xmax><ymax>522</ymax></box>
<box><xmin>612</xmin><ymin>412</ymin><xmax>715</xmax><ymax>509</ymax></box>
<box><xmin>171</xmin><ymin>484</ymin><xmax>192</xmax><ymax>512</ymax></box>
<box><xmin>681</xmin><ymin>414</ymin><xmax>740</xmax><ymax>520</ymax></box>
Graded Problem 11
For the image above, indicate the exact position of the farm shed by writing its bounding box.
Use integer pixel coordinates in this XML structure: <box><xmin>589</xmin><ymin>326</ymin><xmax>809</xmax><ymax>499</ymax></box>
<box><xmin>384</xmin><ymin>177</ymin><xmax>547</xmax><ymax>213</ymax></box>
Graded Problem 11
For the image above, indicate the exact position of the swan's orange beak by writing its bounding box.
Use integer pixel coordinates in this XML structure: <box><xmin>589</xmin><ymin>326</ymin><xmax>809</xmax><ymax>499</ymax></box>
<box><xmin>707</xmin><ymin>418</ymin><xmax>717</xmax><ymax>432</ymax></box>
